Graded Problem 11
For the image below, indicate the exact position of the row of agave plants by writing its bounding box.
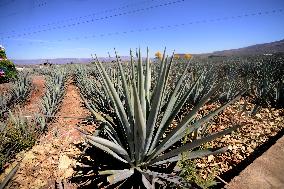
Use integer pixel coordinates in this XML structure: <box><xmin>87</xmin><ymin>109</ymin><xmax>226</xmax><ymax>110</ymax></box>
<box><xmin>0</xmin><ymin>72</ymin><xmax>32</xmax><ymax>121</ymax></box>
<box><xmin>244</xmin><ymin>55</ymin><xmax>284</xmax><ymax>109</ymax></box>
<box><xmin>0</xmin><ymin>72</ymin><xmax>32</xmax><ymax>171</ymax></box>
<box><xmin>74</xmin><ymin>49</ymin><xmax>245</xmax><ymax>188</ymax></box>
<box><xmin>196</xmin><ymin>54</ymin><xmax>284</xmax><ymax>109</ymax></box>
<box><xmin>35</xmin><ymin>68</ymin><xmax>67</xmax><ymax>130</ymax></box>
<box><xmin>0</xmin><ymin>68</ymin><xmax>67</xmax><ymax>188</ymax></box>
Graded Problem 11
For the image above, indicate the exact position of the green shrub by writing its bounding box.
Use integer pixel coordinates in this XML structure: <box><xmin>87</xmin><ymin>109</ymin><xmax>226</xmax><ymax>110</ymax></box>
<box><xmin>0</xmin><ymin>60</ymin><xmax>17</xmax><ymax>83</ymax></box>
<box><xmin>178</xmin><ymin>159</ymin><xmax>217</xmax><ymax>189</ymax></box>
<box><xmin>0</xmin><ymin>49</ymin><xmax>6</xmax><ymax>59</ymax></box>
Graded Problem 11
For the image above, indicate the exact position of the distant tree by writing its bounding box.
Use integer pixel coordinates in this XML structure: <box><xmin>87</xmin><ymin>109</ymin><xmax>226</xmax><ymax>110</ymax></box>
<box><xmin>155</xmin><ymin>51</ymin><xmax>162</xmax><ymax>60</ymax></box>
<box><xmin>184</xmin><ymin>53</ymin><xmax>192</xmax><ymax>60</ymax></box>
<box><xmin>43</xmin><ymin>60</ymin><xmax>52</xmax><ymax>66</ymax></box>
<box><xmin>0</xmin><ymin>46</ymin><xmax>7</xmax><ymax>60</ymax></box>
<box><xmin>174</xmin><ymin>54</ymin><xmax>180</xmax><ymax>59</ymax></box>
<box><xmin>0</xmin><ymin>60</ymin><xmax>17</xmax><ymax>83</ymax></box>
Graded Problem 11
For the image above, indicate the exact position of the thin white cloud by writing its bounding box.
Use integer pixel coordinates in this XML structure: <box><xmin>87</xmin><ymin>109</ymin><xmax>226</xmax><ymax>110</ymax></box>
<box><xmin>6</xmin><ymin>37</ymin><xmax>59</xmax><ymax>44</ymax></box>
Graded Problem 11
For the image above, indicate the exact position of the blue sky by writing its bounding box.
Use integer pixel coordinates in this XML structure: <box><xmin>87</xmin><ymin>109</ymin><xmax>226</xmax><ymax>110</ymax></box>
<box><xmin>1</xmin><ymin>0</ymin><xmax>284</xmax><ymax>59</ymax></box>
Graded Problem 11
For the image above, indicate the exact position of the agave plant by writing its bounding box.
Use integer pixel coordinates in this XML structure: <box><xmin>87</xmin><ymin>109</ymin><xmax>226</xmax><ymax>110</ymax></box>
<box><xmin>80</xmin><ymin>48</ymin><xmax>243</xmax><ymax>188</ymax></box>
<box><xmin>0</xmin><ymin>72</ymin><xmax>31</xmax><ymax>120</ymax></box>
<box><xmin>39</xmin><ymin>69</ymin><xmax>66</xmax><ymax>129</ymax></box>
<box><xmin>42</xmin><ymin>71</ymin><xmax>66</xmax><ymax>115</ymax></box>
<box><xmin>11</xmin><ymin>72</ymin><xmax>31</xmax><ymax>102</ymax></box>
<box><xmin>0</xmin><ymin>93</ymin><xmax>11</xmax><ymax>120</ymax></box>
<box><xmin>0</xmin><ymin>111</ymin><xmax>37</xmax><ymax>171</ymax></box>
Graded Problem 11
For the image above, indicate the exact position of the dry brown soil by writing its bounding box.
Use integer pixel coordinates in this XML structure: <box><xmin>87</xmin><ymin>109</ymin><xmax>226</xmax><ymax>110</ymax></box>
<box><xmin>226</xmin><ymin>136</ymin><xmax>284</xmax><ymax>189</ymax></box>
<box><xmin>6</xmin><ymin>80</ymin><xmax>91</xmax><ymax>189</ymax></box>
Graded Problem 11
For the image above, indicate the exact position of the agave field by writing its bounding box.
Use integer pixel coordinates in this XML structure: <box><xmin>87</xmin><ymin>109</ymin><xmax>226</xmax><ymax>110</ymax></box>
<box><xmin>0</xmin><ymin>49</ymin><xmax>283</xmax><ymax>189</ymax></box>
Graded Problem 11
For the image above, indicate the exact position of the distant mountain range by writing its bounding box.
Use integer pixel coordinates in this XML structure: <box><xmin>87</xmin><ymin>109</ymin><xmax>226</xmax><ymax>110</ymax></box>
<box><xmin>12</xmin><ymin>39</ymin><xmax>284</xmax><ymax>65</ymax></box>
<box><xmin>211</xmin><ymin>39</ymin><xmax>284</xmax><ymax>56</ymax></box>
<box><xmin>12</xmin><ymin>58</ymin><xmax>92</xmax><ymax>65</ymax></box>
<box><xmin>12</xmin><ymin>57</ymin><xmax>131</xmax><ymax>65</ymax></box>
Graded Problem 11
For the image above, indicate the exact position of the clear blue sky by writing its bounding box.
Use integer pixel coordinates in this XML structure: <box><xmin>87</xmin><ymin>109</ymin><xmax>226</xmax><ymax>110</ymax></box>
<box><xmin>1</xmin><ymin>0</ymin><xmax>284</xmax><ymax>59</ymax></box>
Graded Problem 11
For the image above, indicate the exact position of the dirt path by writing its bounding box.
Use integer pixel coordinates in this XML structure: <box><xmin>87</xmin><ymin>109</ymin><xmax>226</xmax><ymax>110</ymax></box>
<box><xmin>226</xmin><ymin>135</ymin><xmax>284</xmax><ymax>189</ymax></box>
<box><xmin>7</xmin><ymin>81</ymin><xmax>91</xmax><ymax>189</ymax></box>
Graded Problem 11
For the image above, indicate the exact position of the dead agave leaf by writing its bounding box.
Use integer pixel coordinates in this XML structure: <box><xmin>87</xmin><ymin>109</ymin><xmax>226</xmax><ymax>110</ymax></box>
<box><xmin>58</xmin><ymin>155</ymin><xmax>73</xmax><ymax>170</ymax></box>
<box><xmin>207</xmin><ymin>155</ymin><xmax>214</xmax><ymax>162</ymax></box>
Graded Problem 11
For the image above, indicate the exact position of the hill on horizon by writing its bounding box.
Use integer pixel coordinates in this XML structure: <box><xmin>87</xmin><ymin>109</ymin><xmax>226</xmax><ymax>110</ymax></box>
<box><xmin>211</xmin><ymin>39</ymin><xmax>284</xmax><ymax>56</ymax></box>
<box><xmin>11</xmin><ymin>39</ymin><xmax>284</xmax><ymax>65</ymax></box>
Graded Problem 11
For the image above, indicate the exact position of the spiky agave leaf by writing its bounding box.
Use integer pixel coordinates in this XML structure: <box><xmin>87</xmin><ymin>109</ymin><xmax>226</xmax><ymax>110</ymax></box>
<box><xmin>40</xmin><ymin>69</ymin><xmax>66</xmax><ymax>122</ymax></box>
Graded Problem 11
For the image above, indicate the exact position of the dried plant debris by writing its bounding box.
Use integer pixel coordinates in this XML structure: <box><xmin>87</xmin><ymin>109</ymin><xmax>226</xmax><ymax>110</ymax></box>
<box><xmin>189</xmin><ymin>99</ymin><xmax>284</xmax><ymax>181</ymax></box>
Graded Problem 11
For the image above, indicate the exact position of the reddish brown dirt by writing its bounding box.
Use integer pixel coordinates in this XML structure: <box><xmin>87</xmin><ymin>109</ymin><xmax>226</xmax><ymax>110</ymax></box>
<box><xmin>0</xmin><ymin>82</ymin><xmax>12</xmax><ymax>94</ymax></box>
<box><xmin>5</xmin><ymin>81</ymin><xmax>91</xmax><ymax>189</ymax></box>
<box><xmin>14</xmin><ymin>75</ymin><xmax>46</xmax><ymax>115</ymax></box>
<box><xmin>226</xmin><ymin>136</ymin><xmax>284</xmax><ymax>189</ymax></box>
